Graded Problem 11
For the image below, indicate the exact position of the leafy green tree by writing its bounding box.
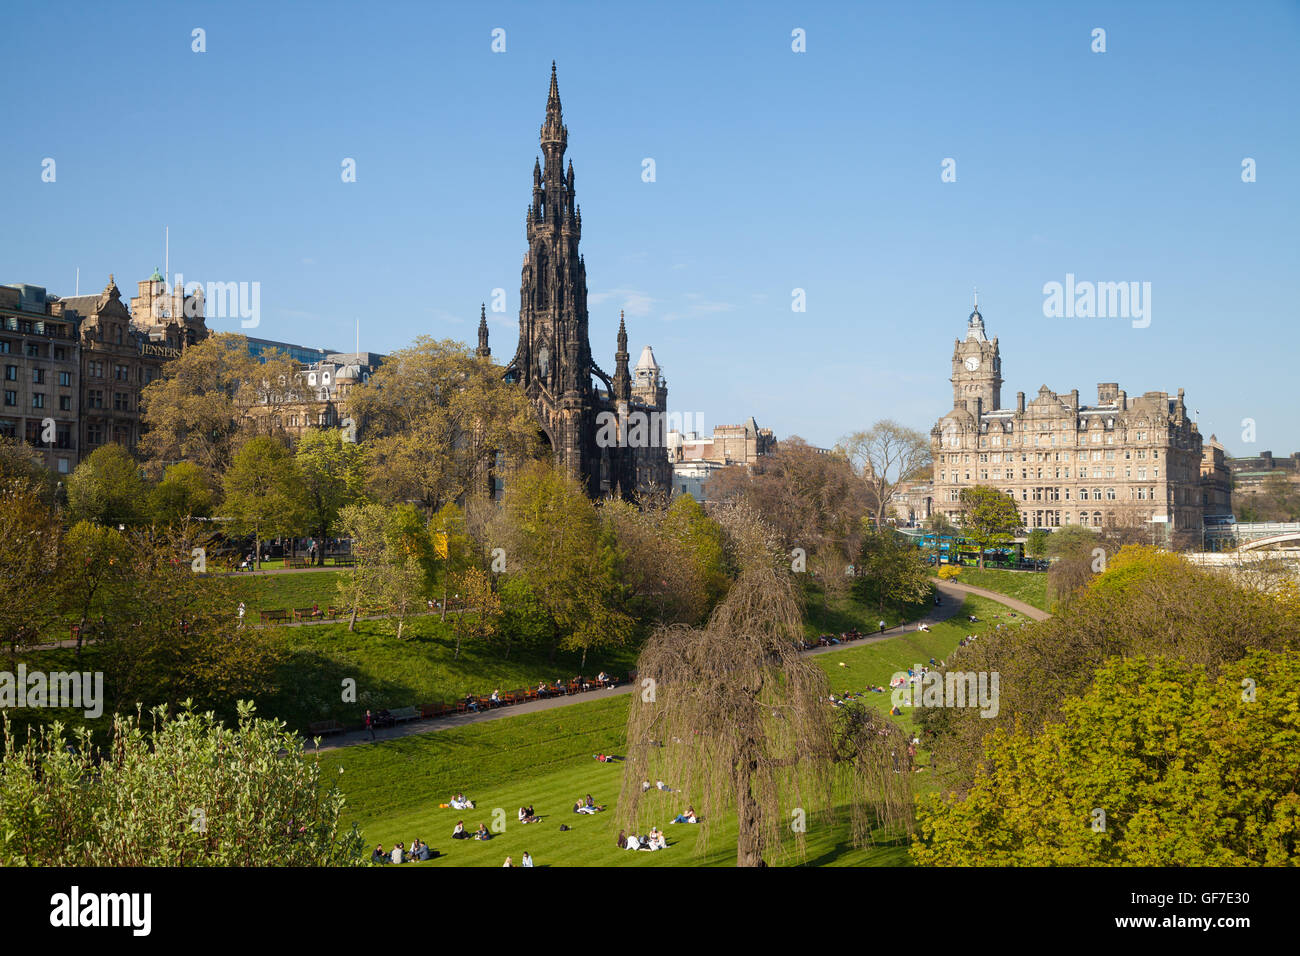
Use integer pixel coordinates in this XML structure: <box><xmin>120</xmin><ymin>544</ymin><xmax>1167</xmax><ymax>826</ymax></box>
<box><xmin>92</xmin><ymin>526</ymin><xmax>284</xmax><ymax>717</ymax></box>
<box><xmin>1025</xmin><ymin>527</ymin><xmax>1049</xmax><ymax>560</ymax></box>
<box><xmin>913</xmin><ymin>651</ymin><xmax>1300</xmax><ymax>865</ymax></box>
<box><xmin>959</xmin><ymin>485</ymin><xmax>1021</xmax><ymax>569</ymax></box>
<box><xmin>853</xmin><ymin>527</ymin><xmax>932</xmax><ymax>615</ymax></box>
<box><xmin>920</xmin><ymin>546</ymin><xmax>1300</xmax><ymax>791</ymax></box>
<box><xmin>65</xmin><ymin>444</ymin><xmax>149</xmax><ymax>528</ymax></box>
<box><xmin>336</xmin><ymin>502</ymin><xmax>433</xmax><ymax>638</ymax></box>
<box><xmin>0</xmin><ymin>474</ymin><xmax>62</xmax><ymax>655</ymax></box>
<box><xmin>57</xmin><ymin>521</ymin><xmax>133</xmax><ymax>658</ymax></box>
<box><xmin>138</xmin><ymin>332</ymin><xmax>300</xmax><ymax>482</ymax></box>
<box><xmin>346</xmin><ymin>337</ymin><xmax>540</xmax><ymax>510</ymax></box>
<box><xmin>337</xmin><ymin>502</ymin><xmax>389</xmax><ymax>631</ymax></box>
<box><xmin>0</xmin><ymin>701</ymin><xmax>364</xmax><ymax>866</ymax></box>
<box><xmin>221</xmin><ymin>435</ymin><xmax>308</xmax><ymax>569</ymax></box>
<box><xmin>149</xmin><ymin>461</ymin><xmax>215</xmax><ymax>525</ymax></box>
<box><xmin>381</xmin><ymin>504</ymin><xmax>435</xmax><ymax>639</ymax></box>
<box><xmin>496</xmin><ymin>576</ymin><xmax>551</xmax><ymax>659</ymax></box>
<box><xmin>295</xmin><ymin>428</ymin><xmax>367</xmax><ymax>564</ymax></box>
<box><xmin>450</xmin><ymin>565</ymin><xmax>502</xmax><ymax>659</ymax></box>
<box><xmin>500</xmin><ymin>462</ymin><xmax>634</xmax><ymax>668</ymax></box>
<box><xmin>429</xmin><ymin>502</ymin><xmax>476</xmax><ymax>621</ymax></box>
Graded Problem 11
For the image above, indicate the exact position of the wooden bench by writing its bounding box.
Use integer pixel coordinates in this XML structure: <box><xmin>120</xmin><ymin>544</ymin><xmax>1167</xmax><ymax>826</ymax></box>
<box><xmin>332</xmin><ymin>556</ymin><xmax>356</xmax><ymax>567</ymax></box>
<box><xmin>389</xmin><ymin>706</ymin><xmax>420</xmax><ymax>723</ymax></box>
<box><xmin>260</xmin><ymin>609</ymin><xmax>291</xmax><ymax>624</ymax></box>
<box><xmin>307</xmin><ymin>720</ymin><xmax>345</xmax><ymax>737</ymax></box>
<box><xmin>294</xmin><ymin>607</ymin><xmax>323</xmax><ymax>622</ymax></box>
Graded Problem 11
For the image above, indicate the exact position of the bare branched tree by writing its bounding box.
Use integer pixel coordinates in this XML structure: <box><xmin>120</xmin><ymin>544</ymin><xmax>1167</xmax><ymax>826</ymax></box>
<box><xmin>839</xmin><ymin>421</ymin><xmax>933</xmax><ymax>530</ymax></box>
<box><xmin>619</xmin><ymin>501</ymin><xmax>913</xmax><ymax>867</ymax></box>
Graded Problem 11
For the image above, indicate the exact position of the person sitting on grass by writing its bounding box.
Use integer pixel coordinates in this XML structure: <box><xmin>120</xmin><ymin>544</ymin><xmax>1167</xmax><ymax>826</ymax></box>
<box><xmin>521</xmin><ymin>851</ymin><xmax>534</xmax><ymax>867</ymax></box>
<box><xmin>391</xmin><ymin>841</ymin><xmax>405</xmax><ymax>864</ymax></box>
<box><xmin>451</xmin><ymin>821</ymin><xmax>470</xmax><ymax>840</ymax></box>
<box><xmin>575</xmin><ymin>795</ymin><xmax>606</xmax><ymax>814</ymax></box>
<box><xmin>474</xmin><ymin>823</ymin><xmax>491</xmax><ymax>840</ymax></box>
<box><xmin>450</xmin><ymin>792</ymin><xmax>474</xmax><ymax>810</ymax></box>
<box><xmin>371</xmin><ymin>844</ymin><xmax>388</xmax><ymax>864</ymax></box>
<box><xmin>518</xmin><ymin>806</ymin><xmax>540</xmax><ymax>824</ymax></box>
<box><xmin>413</xmin><ymin>839</ymin><xmax>432</xmax><ymax>861</ymax></box>
<box><xmin>670</xmin><ymin>807</ymin><xmax>698</xmax><ymax>824</ymax></box>
<box><xmin>649</xmin><ymin>828</ymin><xmax>668</xmax><ymax>850</ymax></box>
<box><xmin>625</xmin><ymin>832</ymin><xmax>642</xmax><ymax>850</ymax></box>
<box><xmin>617</xmin><ymin>830</ymin><xmax>629</xmax><ymax>849</ymax></box>
<box><xmin>593</xmin><ymin>752</ymin><xmax>619</xmax><ymax>763</ymax></box>
<box><xmin>503</xmin><ymin>856</ymin><xmax>513</xmax><ymax>867</ymax></box>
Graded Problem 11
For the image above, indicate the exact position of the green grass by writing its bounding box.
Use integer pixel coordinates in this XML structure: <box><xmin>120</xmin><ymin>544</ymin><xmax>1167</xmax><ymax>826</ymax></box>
<box><xmin>945</xmin><ymin>567</ymin><xmax>1049</xmax><ymax>611</ymax></box>
<box><xmin>260</xmin><ymin>615</ymin><xmax>641</xmax><ymax>732</ymax></box>
<box><xmin>803</xmin><ymin>582</ymin><xmax>928</xmax><ymax>638</ymax></box>
<box><xmin>224</xmin><ymin>568</ymin><xmax>345</xmax><ymax>611</ymax></box>
<box><xmin>321</xmin><ymin>595</ymin><xmax>1024</xmax><ymax>867</ymax></box>
<box><xmin>321</xmin><ymin>694</ymin><xmax>909</xmax><ymax>868</ymax></box>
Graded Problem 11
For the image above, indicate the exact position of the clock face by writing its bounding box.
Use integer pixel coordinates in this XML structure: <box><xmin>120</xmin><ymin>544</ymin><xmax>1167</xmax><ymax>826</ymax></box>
<box><xmin>964</xmin><ymin>355</ymin><xmax>981</xmax><ymax>372</ymax></box>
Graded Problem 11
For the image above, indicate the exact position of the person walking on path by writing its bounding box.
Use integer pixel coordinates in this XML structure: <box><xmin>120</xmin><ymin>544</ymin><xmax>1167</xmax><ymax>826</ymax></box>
<box><xmin>879</xmin><ymin>619</ymin><xmax>886</xmax><ymax>634</ymax></box>
<box><xmin>365</xmin><ymin>709</ymin><xmax>375</xmax><ymax>741</ymax></box>
<box><xmin>237</xmin><ymin>602</ymin><xmax>246</xmax><ymax>628</ymax></box>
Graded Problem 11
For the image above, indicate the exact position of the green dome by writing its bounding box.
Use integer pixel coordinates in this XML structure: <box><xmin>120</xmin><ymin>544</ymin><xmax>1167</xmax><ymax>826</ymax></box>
<box><xmin>149</xmin><ymin>267</ymin><xmax>164</xmax><ymax>282</ymax></box>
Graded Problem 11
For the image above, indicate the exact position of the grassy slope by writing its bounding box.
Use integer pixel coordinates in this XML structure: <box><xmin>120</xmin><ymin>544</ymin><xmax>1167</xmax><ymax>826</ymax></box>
<box><xmin>947</xmin><ymin>567</ymin><xmax>1049</xmax><ymax>611</ymax></box>
<box><xmin>262</xmin><ymin>616</ymin><xmax>641</xmax><ymax>732</ymax></box>
<box><xmin>321</xmin><ymin>595</ymin><xmax>1018</xmax><ymax>867</ymax></box>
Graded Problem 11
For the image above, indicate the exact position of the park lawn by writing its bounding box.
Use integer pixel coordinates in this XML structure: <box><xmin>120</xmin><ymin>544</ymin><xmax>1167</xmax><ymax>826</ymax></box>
<box><xmin>320</xmin><ymin>598</ymin><xmax>1032</xmax><ymax>867</ymax></box>
<box><xmin>803</xmin><ymin>582</ymin><xmax>928</xmax><ymax>639</ymax></box>
<box><xmin>815</xmin><ymin>595</ymin><xmax>1018</xmax><ymax>736</ymax></box>
<box><xmin>321</xmin><ymin>693</ymin><xmax>909</xmax><ymax>868</ymax></box>
<box><xmin>259</xmin><ymin>615</ymin><xmax>641</xmax><ymax>733</ymax></box>
<box><xmin>224</xmin><ymin>568</ymin><xmax>346</xmax><ymax>611</ymax></box>
<box><xmin>945</xmin><ymin>567</ymin><xmax>1049</xmax><ymax>611</ymax></box>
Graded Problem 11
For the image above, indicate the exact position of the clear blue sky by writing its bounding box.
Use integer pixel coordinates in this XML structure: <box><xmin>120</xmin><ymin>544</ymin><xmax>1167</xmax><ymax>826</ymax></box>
<box><xmin>3</xmin><ymin>1</ymin><xmax>1297</xmax><ymax>455</ymax></box>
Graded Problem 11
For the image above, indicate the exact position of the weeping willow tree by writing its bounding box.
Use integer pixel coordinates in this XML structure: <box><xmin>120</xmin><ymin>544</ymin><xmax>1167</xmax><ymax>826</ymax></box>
<box><xmin>618</xmin><ymin>502</ymin><xmax>914</xmax><ymax>867</ymax></box>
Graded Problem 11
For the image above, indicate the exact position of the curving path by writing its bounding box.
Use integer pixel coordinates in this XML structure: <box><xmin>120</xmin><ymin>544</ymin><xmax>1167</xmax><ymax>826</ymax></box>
<box><xmin>305</xmin><ymin>579</ymin><xmax>1043</xmax><ymax>753</ymax></box>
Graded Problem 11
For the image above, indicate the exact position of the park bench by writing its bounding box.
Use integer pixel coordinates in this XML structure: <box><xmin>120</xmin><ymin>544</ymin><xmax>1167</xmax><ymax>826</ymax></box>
<box><xmin>418</xmin><ymin>702</ymin><xmax>442</xmax><ymax>719</ymax></box>
<box><xmin>286</xmin><ymin>556</ymin><xmax>312</xmax><ymax>569</ymax></box>
<box><xmin>307</xmin><ymin>720</ymin><xmax>345</xmax><ymax>737</ymax></box>
<box><xmin>294</xmin><ymin>607</ymin><xmax>323</xmax><ymax>622</ymax></box>
<box><xmin>332</xmin><ymin>556</ymin><xmax>356</xmax><ymax>567</ymax></box>
<box><xmin>261</xmin><ymin>609</ymin><xmax>291</xmax><ymax>624</ymax></box>
<box><xmin>389</xmin><ymin>706</ymin><xmax>420</xmax><ymax>723</ymax></box>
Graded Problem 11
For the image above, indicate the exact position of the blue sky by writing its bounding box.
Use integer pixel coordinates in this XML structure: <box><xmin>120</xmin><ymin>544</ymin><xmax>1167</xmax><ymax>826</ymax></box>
<box><xmin>3</xmin><ymin>1</ymin><xmax>1297</xmax><ymax>454</ymax></box>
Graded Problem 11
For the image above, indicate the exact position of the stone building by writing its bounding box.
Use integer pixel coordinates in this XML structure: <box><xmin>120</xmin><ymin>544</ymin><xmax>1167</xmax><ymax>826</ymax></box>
<box><xmin>0</xmin><ymin>284</ymin><xmax>79</xmax><ymax>473</ymax></box>
<box><xmin>493</xmin><ymin>64</ymin><xmax>670</xmax><ymax>499</ymax></box>
<box><xmin>664</xmin><ymin>417</ymin><xmax>778</xmax><ymax>501</ymax></box>
<box><xmin>61</xmin><ymin>275</ymin><xmax>206</xmax><ymax>457</ymax></box>
<box><xmin>260</xmin><ymin>351</ymin><xmax>381</xmax><ymax>439</ymax></box>
<box><xmin>931</xmin><ymin>301</ymin><xmax>1223</xmax><ymax>536</ymax></box>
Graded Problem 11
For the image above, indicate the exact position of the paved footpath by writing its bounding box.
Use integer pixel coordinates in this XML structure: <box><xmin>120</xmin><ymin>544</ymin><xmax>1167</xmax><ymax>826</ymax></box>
<box><xmin>306</xmin><ymin>579</ymin><xmax>1045</xmax><ymax>754</ymax></box>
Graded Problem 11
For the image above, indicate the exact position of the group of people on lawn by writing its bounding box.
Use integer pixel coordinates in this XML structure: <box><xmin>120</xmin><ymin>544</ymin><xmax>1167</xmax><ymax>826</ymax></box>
<box><xmin>372</xmin><ymin>839</ymin><xmax>434</xmax><ymax>864</ymax></box>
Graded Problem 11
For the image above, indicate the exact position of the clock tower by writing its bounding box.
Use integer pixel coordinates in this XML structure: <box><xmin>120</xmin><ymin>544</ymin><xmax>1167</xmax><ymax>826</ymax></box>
<box><xmin>951</xmin><ymin>296</ymin><xmax>1002</xmax><ymax>415</ymax></box>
